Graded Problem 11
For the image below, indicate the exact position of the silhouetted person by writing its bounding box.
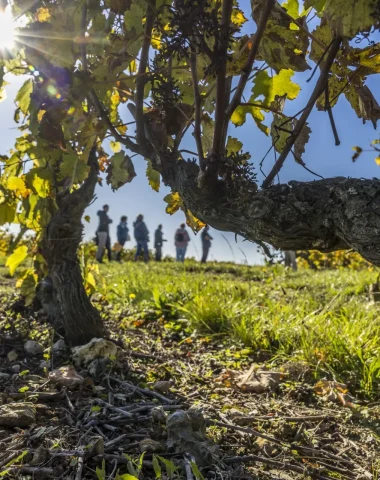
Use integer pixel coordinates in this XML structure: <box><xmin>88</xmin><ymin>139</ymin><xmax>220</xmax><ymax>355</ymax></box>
<box><xmin>96</xmin><ymin>204</ymin><xmax>112</xmax><ymax>263</ymax></box>
<box><xmin>116</xmin><ymin>216</ymin><xmax>129</xmax><ymax>262</ymax></box>
<box><xmin>201</xmin><ymin>225</ymin><xmax>213</xmax><ymax>263</ymax></box>
<box><xmin>154</xmin><ymin>224</ymin><xmax>166</xmax><ymax>261</ymax></box>
<box><xmin>134</xmin><ymin>214</ymin><xmax>149</xmax><ymax>262</ymax></box>
<box><xmin>174</xmin><ymin>223</ymin><xmax>190</xmax><ymax>262</ymax></box>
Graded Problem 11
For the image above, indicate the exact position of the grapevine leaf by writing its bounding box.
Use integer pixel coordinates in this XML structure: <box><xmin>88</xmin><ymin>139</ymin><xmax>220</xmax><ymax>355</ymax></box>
<box><xmin>346</xmin><ymin>85</ymin><xmax>380</xmax><ymax>128</ymax></box>
<box><xmin>0</xmin><ymin>203</ymin><xmax>16</xmax><ymax>225</ymax></box>
<box><xmin>124</xmin><ymin>1</ymin><xmax>145</xmax><ymax>35</ymax></box>
<box><xmin>304</xmin><ymin>0</ymin><xmax>327</xmax><ymax>13</ymax></box>
<box><xmin>231</xmin><ymin>105</ymin><xmax>268</xmax><ymax>135</ymax></box>
<box><xmin>59</xmin><ymin>153</ymin><xmax>90</xmax><ymax>184</ymax></box>
<box><xmin>146</xmin><ymin>160</ymin><xmax>160</xmax><ymax>192</ymax></box>
<box><xmin>6</xmin><ymin>245</ymin><xmax>28</xmax><ymax>276</ymax></box>
<box><xmin>185</xmin><ymin>209</ymin><xmax>205</xmax><ymax>233</ymax></box>
<box><xmin>164</xmin><ymin>192</ymin><xmax>183</xmax><ymax>215</ymax></box>
<box><xmin>251</xmin><ymin>1</ymin><xmax>310</xmax><ymax>72</ymax></box>
<box><xmin>294</xmin><ymin>122</ymin><xmax>312</xmax><ymax>162</ymax></box>
<box><xmin>15</xmin><ymin>79</ymin><xmax>33</xmax><ymax>115</ymax></box>
<box><xmin>7</xmin><ymin>177</ymin><xmax>28</xmax><ymax>197</ymax></box>
<box><xmin>252</xmin><ymin>69</ymin><xmax>301</xmax><ymax>104</ymax></box>
<box><xmin>231</xmin><ymin>9</ymin><xmax>247</xmax><ymax>27</ymax></box>
<box><xmin>347</xmin><ymin>44</ymin><xmax>380</xmax><ymax>76</ymax></box>
<box><xmin>282</xmin><ymin>0</ymin><xmax>300</xmax><ymax>18</ymax></box>
<box><xmin>323</xmin><ymin>0</ymin><xmax>377</xmax><ymax>39</ymax></box>
<box><xmin>226</xmin><ymin>136</ymin><xmax>243</xmax><ymax>155</ymax></box>
<box><xmin>16</xmin><ymin>270</ymin><xmax>38</xmax><ymax>306</ymax></box>
<box><xmin>37</xmin><ymin>7</ymin><xmax>51</xmax><ymax>22</ymax></box>
<box><xmin>106</xmin><ymin>152</ymin><xmax>136</xmax><ymax>190</ymax></box>
<box><xmin>110</xmin><ymin>141</ymin><xmax>121</xmax><ymax>153</ymax></box>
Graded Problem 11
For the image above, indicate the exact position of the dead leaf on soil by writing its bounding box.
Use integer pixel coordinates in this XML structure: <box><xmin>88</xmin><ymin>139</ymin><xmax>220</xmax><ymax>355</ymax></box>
<box><xmin>314</xmin><ymin>380</ymin><xmax>356</xmax><ymax>408</ymax></box>
<box><xmin>215</xmin><ymin>365</ymin><xmax>287</xmax><ymax>393</ymax></box>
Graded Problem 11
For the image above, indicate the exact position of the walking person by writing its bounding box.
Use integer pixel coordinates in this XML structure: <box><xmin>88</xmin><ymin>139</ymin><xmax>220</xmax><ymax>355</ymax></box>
<box><xmin>201</xmin><ymin>225</ymin><xmax>213</xmax><ymax>263</ymax></box>
<box><xmin>116</xmin><ymin>216</ymin><xmax>130</xmax><ymax>262</ymax></box>
<box><xmin>154</xmin><ymin>224</ymin><xmax>166</xmax><ymax>261</ymax></box>
<box><xmin>174</xmin><ymin>223</ymin><xmax>190</xmax><ymax>262</ymax></box>
<box><xmin>134</xmin><ymin>214</ymin><xmax>149</xmax><ymax>262</ymax></box>
<box><xmin>96</xmin><ymin>204</ymin><xmax>112</xmax><ymax>263</ymax></box>
<box><xmin>284</xmin><ymin>251</ymin><xmax>297</xmax><ymax>271</ymax></box>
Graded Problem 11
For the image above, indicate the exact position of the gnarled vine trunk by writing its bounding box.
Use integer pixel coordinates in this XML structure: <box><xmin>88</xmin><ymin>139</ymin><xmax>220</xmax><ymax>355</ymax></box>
<box><xmin>160</xmin><ymin>157</ymin><xmax>380</xmax><ymax>266</ymax></box>
<box><xmin>40</xmin><ymin>149</ymin><xmax>105</xmax><ymax>346</ymax></box>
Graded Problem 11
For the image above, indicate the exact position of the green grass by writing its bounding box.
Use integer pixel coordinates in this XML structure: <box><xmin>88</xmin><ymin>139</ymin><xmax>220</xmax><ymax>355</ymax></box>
<box><xmin>99</xmin><ymin>260</ymin><xmax>380</xmax><ymax>397</ymax></box>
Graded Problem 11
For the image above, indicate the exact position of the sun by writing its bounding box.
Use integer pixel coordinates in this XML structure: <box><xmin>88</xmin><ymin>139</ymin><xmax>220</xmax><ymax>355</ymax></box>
<box><xmin>0</xmin><ymin>8</ymin><xmax>16</xmax><ymax>50</ymax></box>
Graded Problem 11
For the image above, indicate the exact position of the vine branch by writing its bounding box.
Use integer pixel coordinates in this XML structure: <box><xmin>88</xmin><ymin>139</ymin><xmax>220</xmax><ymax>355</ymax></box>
<box><xmin>190</xmin><ymin>51</ymin><xmax>205</xmax><ymax>168</ymax></box>
<box><xmin>226</xmin><ymin>0</ymin><xmax>275</xmax><ymax>119</ymax></box>
<box><xmin>135</xmin><ymin>0</ymin><xmax>156</xmax><ymax>147</ymax></box>
<box><xmin>211</xmin><ymin>0</ymin><xmax>234</xmax><ymax>159</ymax></box>
<box><xmin>261</xmin><ymin>36</ymin><xmax>342</xmax><ymax>189</ymax></box>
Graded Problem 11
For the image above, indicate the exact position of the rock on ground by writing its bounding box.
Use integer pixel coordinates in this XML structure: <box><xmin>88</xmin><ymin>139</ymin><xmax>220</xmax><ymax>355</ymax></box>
<box><xmin>0</xmin><ymin>403</ymin><xmax>36</xmax><ymax>427</ymax></box>
<box><xmin>24</xmin><ymin>340</ymin><xmax>44</xmax><ymax>356</ymax></box>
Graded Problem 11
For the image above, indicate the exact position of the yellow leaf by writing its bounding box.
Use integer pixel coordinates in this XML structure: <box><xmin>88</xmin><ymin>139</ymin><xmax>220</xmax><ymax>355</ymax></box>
<box><xmin>375</xmin><ymin>156</ymin><xmax>380</xmax><ymax>166</ymax></box>
<box><xmin>7</xmin><ymin>177</ymin><xmax>28</xmax><ymax>197</ymax></box>
<box><xmin>164</xmin><ymin>192</ymin><xmax>183</xmax><ymax>215</ymax></box>
<box><xmin>84</xmin><ymin>215</ymin><xmax>91</xmax><ymax>223</ymax></box>
<box><xmin>6</xmin><ymin>245</ymin><xmax>28</xmax><ymax>276</ymax></box>
<box><xmin>36</xmin><ymin>7</ymin><xmax>51</xmax><ymax>22</ymax></box>
<box><xmin>146</xmin><ymin>160</ymin><xmax>160</xmax><ymax>192</ymax></box>
<box><xmin>185</xmin><ymin>209</ymin><xmax>205</xmax><ymax>233</ymax></box>
<box><xmin>37</xmin><ymin>110</ymin><xmax>46</xmax><ymax>122</ymax></box>
<box><xmin>231</xmin><ymin>9</ymin><xmax>247</xmax><ymax>27</ymax></box>
<box><xmin>110</xmin><ymin>141</ymin><xmax>121</xmax><ymax>153</ymax></box>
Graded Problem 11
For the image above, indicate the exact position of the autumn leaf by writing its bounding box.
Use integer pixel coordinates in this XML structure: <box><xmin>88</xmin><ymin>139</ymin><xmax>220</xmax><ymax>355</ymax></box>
<box><xmin>6</xmin><ymin>245</ymin><xmax>28</xmax><ymax>276</ymax></box>
<box><xmin>106</xmin><ymin>152</ymin><xmax>136</xmax><ymax>190</ymax></box>
<box><xmin>36</xmin><ymin>7</ymin><xmax>51</xmax><ymax>22</ymax></box>
<box><xmin>164</xmin><ymin>192</ymin><xmax>183</xmax><ymax>215</ymax></box>
<box><xmin>146</xmin><ymin>160</ymin><xmax>160</xmax><ymax>192</ymax></box>
<box><xmin>226</xmin><ymin>136</ymin><xmax>243</xmax><ymax>155</ymax></box>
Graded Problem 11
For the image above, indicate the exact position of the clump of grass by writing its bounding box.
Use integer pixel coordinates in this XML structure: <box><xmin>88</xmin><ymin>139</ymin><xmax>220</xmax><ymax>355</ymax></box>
<box><xmin>101</xmin><ymin>260</ymin><xmax>380</xmax><ymax>397</ymax></box>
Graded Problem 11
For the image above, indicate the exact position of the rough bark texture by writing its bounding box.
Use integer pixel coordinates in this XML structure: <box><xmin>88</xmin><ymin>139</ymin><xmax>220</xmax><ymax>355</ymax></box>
<box><xmin>41</xmin><ymin>149</ymin><xmax>105</xmax><ymax>346</ymax></box>
<box><xmin>162</xmin><ymin>158</ymin><xmax>380</xmax><ymax>265</ymax></box>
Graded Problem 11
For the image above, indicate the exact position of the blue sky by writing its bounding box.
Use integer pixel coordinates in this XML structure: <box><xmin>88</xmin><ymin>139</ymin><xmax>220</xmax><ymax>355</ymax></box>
<box><xmin>1</xmin><ymin>3</ymin><xmax>380</xmax><ymax>263</ymax></box>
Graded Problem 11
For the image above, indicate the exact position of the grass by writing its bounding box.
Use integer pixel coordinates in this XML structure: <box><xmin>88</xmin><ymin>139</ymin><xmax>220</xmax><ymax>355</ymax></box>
<box><xmin>99</xmin><ymin>260</ymin><xmax>380</xmax><ymax>397</ymax></box>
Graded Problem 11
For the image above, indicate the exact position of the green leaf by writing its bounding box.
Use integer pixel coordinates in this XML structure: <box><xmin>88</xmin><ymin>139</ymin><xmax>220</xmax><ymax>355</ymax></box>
<box><xmin>0</xmin><ymin>203</ymin><xmax>16</xmax><ymax>226</ymax></box>
<box><xmin>60</xmin><ymin>152</ymin><xmax>90</xmax><ymax>184</ymax></box>
<box><xmin>116</xmin><ymin>475</ymin><xmax>139</xmax><ymax>480</ymax></box>
<box><xmin>231</xmin><ymin>105</ymin><xmax>268</xmax><ymax>135</ymax></box>
<box><xmin>155</xmin><ymin>456</ymin><xmax>179</xmax><ymax>478</ymax></box>
<box><xmin>15</xmin><ymin>79</ymin><xmax>33</xmax><ymax>115</ymax></box>
<box><xmin>323</xmin><ymin>0</ymin><xmax>377</xmax><ymax>39</ymax></box>
<box><xmin>124</xmin><ymin>1</ymin><xmax>145</xmax><ymax>35</ymax></box>
<box><xmin>252</xmin><ymin>69</ymin><xmax>300</xmax><ymax>105</ymax></box>
<box><xmin>146</xmin><ymin>160</ymin><xmax>160</xmax><ymax>192</ymax></box>
<box><xmin>6</xmin><ymin>245</ymin><xmax>28</xmax><ymax>276</ymax></box>
<box><xmin>226</xmin><ymin>136</ymin><xmax>243</xmax><ymax>155</ymax></box>
<box><xmin>282</xmin><ymin>0</ymin><xmax>300</xmax><ymax>18</ymax></box>
<box><xmin>18</xmin><ymin>386</ymin><xmax>29</xmax><ymax>393</ymax></box>
<box><xmin>304</xmin><ymin>0</ymin><xmax>327</xmax><ymax>13</ymax></box>
<box><xmin>96</xmin><ymin>460</ymin><xmax>106</xmax><ymax>480</ymax></box>
<box><xmin>152</xmin><ymin>456</ymin><xmax>162</xmax><ymax>479</ymax></box>
<box><xmin>106</xmin><ymin>152</ymin><xmax>136</xmax><ymax>190</ymax></box>
<box><xmin>190</xmin><ymin>461</ymin><xmax>205</xmax><ymax>480</ymax></box>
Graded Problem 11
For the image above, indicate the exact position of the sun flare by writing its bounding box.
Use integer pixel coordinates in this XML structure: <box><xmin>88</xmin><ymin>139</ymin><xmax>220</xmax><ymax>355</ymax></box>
<box><xmin>0</xmin><ymin>9</ymin><xmax>16</xmax><ymax>50</ymax></box>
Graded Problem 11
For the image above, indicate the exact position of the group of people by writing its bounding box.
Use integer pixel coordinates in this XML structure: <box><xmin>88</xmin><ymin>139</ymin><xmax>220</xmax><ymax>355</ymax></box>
<box><xmin>95</xmin><ymin>205</ymin><xmax>213</xmax><ymax>264</ymax></box>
